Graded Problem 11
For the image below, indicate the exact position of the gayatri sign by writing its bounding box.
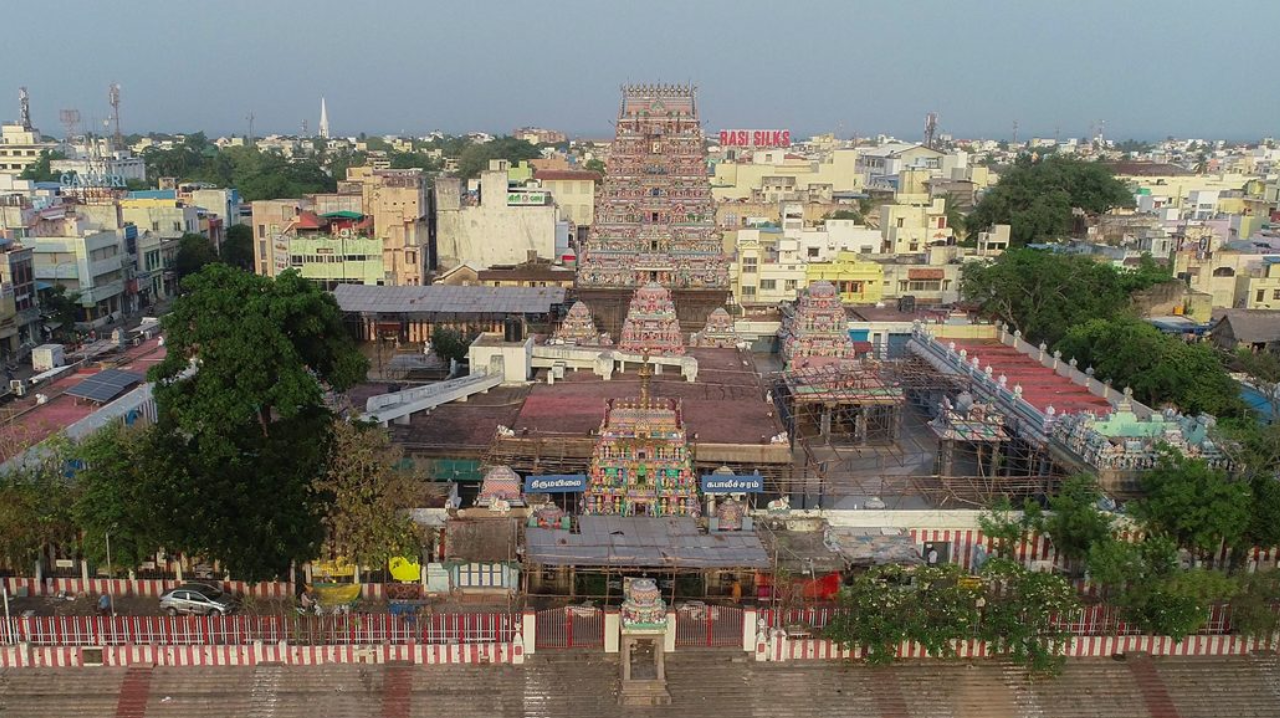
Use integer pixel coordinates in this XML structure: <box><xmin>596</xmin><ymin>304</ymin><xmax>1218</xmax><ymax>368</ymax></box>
<box><xmin>718</xmin><ymin>130</ymin><xmax>791</xmax><ymax>148</ymax></box>
<box><xmin>60</xmin><ymin>172</ymin><xmax>127</xmax><ymax>188</ymax></box>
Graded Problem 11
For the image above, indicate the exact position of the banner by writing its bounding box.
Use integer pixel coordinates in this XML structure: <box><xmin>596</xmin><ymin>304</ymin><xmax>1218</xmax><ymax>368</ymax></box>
<box><xmin>524</xmin><ymin>474</ymin><xmax>587</xmax><ymax>493</ymax></box>
<box><xmin>700</xmin><ymin>474</ymin><xmax>764</xmax><ymax>494</ymax></box>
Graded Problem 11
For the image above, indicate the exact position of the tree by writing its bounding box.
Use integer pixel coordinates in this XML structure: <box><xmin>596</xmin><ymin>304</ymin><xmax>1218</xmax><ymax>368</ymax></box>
<box><xmin>1133</xmin><ymin>448</ymin><xmax>1250</xmax><ymax>557</ymax></box>
<box><xmin>585</xmin><ymin>158</ymin><xmax>606</xmax><ymax>175</ymax></box>
<box><xmin>313</xmin><ymin>421</ymin><xmax>423</xmax><ymax>569</ymax></box>
<box><xmin>220</xmin><ymin>224</ymin><xmax>255</xmax><ymax>271</ymax></box>
<box><xmin>174</xmin><ymin>233</ymin><xmax>220</xmax><ymax>282</ymax></box>
<box><xmin>70</xmin><ymin>423</ymin><xmax>166</xmax><ymax>572</ymax></box>
<box><xmin>961</xmin><ymin>249</ymin><xmax>1168</xmax><ymax>347</ymax></box>
<box><xmin>0</xmin><ymin>435</ymin><xmax>78</xmax><ymax>571</ymax></box>
<box><xmin>431</xmin><ymin>326</ymin><xmax>473</xmax><ymax>365</ymax></box>
<box><xmin>1042</xmin><ymin>474</ymin><xmax>1114</xmax><ymax>565</ymax></box>
<box><xmin>146</xmin><ymin>265</ymin><xmax>368</xmax><ymax>580</ymax></box>
<box><xmin>967</xmin><ymin>156</ymin><xmax>1134</xmax><ymax>246</ymax></box>
<box><xmin>42</xmin><ymin>284</ymin><xmax>83</xmax><ymax>341</ymax></box>
<box><xmin>1055</xmin><ymin>317</ymin><xmax>1245</xmax><ymax>417</ymax></box>
<box><xmin>826</xmin><ymin>209</ymin><xmax>863</xmax><ymax>223</ymax></box>
<box><xmin>18</xmin><ymin>149</ymin><xmax>66</xmax><ymax>182</ymax></box>
<box><xmin>455</xmin><ymin>136</ymin><xmax>542</xmax><ymax>180</ymax></box>
<box><xmin>978</xmin><ymin>558</ymin><xmax>1080</xmax><ymax>675</ymax></box>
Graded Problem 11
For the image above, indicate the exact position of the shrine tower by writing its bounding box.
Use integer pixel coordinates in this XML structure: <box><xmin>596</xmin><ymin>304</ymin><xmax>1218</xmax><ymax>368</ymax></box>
<box><xmin>576</xmin><ymin>83</ymin><xmax>730</xmax><ymax>335</ymax></box>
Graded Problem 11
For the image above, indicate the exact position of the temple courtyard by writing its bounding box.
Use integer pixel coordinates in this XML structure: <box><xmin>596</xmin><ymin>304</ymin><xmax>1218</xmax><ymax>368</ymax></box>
<box><xmin>4</xmin><ymin>653</ymin><xmax>1279</xmax><ymax>718</ymax></box>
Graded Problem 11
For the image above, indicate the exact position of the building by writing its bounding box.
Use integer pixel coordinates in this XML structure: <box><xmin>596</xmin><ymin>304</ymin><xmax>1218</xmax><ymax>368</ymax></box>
<box><xmin>476</xmin><ymin>259</ymin><xmax>576</xmax><ymax>288</ymax></box>
<box><xmin>0</xmin><ymin>240</ymin><xmax>38</xmax><ymax>347</ymax></box>
<box><xmin>1212</xmin><ymin>309</ymin><xmax>1280</xmax><ymax>353</ymax></box>
<box><xmin>1244</xmin><ymin>260</ymin><xmax>1280</xmax><ymax>309</ymax></box>
<box><xmin>879</xmin><ymin>198</ymin><xmax>953</xmax><ymax>255</ymax></box>
<box><xmin>731</xmin><ymin>227</ymin><xmax>805</xmax><ymax>306</ymax></box>
<box><xmin>0</xmin><ymin>123</ymin><xmax>56</xmax><ymax>176</ymax></box>
<box><xmin>805</xmin><ymin>252</ymin><xmax>884</xmax><ymax>304</ymax></box>
<box><xmin>534</xmin><ymin>168</ymin><xmax>600</xmax><ymax>229</ymax></box>
<box><xmin>856</xmin><ymin>143</ymin><xmax>945</xmax><ymax>192</ymax></box>
<box><xmin>351</xmin><ymin>168</ymin><xmax>429</xmax><ymax>286</ymax></box>
<box><xmin>1173</xmin><ymin>248</ymin><xmax>1280</xmax><ymax>308</ymax></box>
<box><xmin>26</xmin><ymin>213</ymin><xmax>126</xmax><ymax>325</ymax></box>
<box><xmin>576</xmin><ymin>84</ymin><xmax>730</xmax><ymax>333</ymax></box>
<box><xmin>434</xmin><ymin>160</ymin><xmax>562</xmax><ymax>271</ymax></box>
<box><xmin>711</xmin><ymin>147</ymin><xmax>862</xmax><ymax>203</ymax></box>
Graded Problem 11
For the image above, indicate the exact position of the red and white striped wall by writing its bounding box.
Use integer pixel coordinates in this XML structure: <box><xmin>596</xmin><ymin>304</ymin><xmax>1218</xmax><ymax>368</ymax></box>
<box><xmin>0</xmin><ymin>639</ymin><xmax>524</xmax><ymax>668</ymax></box>
<box><xmin>37</xmin><ymin>578</ymin><xmax>296</xmax><ymax>599</ymax></box>
<box><xmin>760</xmin><ymin>633</ymin><xmax>1276</xmax><ymax>663</ymax></box>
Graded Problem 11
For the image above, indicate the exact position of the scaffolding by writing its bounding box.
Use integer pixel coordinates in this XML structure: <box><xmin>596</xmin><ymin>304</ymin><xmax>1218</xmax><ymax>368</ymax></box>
<box><xmin>773</xmin><ymin>361</ymin><xmax>905</xmax><ymax>445</ymax></box>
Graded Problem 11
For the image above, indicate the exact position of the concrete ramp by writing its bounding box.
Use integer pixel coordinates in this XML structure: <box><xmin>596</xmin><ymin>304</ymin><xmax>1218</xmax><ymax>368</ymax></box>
<box><xmin>363</xmin><ymin>370</ymin><xmax>503</xmax><ymax>426</ymax></box>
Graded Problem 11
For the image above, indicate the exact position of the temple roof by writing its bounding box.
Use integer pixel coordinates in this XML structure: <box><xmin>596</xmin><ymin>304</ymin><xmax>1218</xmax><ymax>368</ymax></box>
<box><xmin>526</xmin><ymin>516</ymin><xmax>769</xmax><ymax>568</ymax></box>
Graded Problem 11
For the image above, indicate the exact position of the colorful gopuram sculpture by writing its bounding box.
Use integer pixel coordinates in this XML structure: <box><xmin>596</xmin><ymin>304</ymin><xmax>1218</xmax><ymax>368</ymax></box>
<box><xmin>621</xmin><ymin>577</ymin><xmax>667</xmax><ymax>629</ymax></box>
<box><xmin>619</xmin><ymin>283</ymin><xmax>685</xmax><ymax>356</ymax></box>
<box><xmin>583</xmin><ymin>359</ymin><xmax>700</xmax><ymax>517</ymax></box>
<box><xmin>778</xmin><ymin>281</ymin><xmax>856</xmax><ymax>370</ymax></box>
<box><xmin>552</xmin><ymin>301</ymin><xmax>611</xmax><ymax>346</ymax></box>
<box><xmin>475</xmin><ymin>465</ymin><xmax>524</xmax><ymax>509</ymax></box>
<box><xmin>576</xmin><ymin>84</ymin><xmax>729</xmax><ymax>291</ymax></box>
<box><xmin>689</xmin><ymin>307</ymin><xmax>737</xmax><ymax>348</ymax></box>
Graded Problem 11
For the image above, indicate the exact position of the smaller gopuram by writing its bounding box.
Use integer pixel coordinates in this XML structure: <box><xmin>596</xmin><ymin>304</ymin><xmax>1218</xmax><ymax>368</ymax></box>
<box><xmin>778</xmin><ymin>281</ymin><xmax>855</xmax><ymax>370</ymax></box>
<box><xmin>689</xmin><ymin>307</ymin><xmax>738</xmax><ymax>348</ymax></box>
<box><xmin>474</xmin><ymin>465</ymin><xmax>525</xmax><ymax>509</ymax></box>
<box><xmin>583</xmin><ymin>359</ymin><xmax>700</xmax><ymax>517</ymax></box>
<box><xmin>618</xmin><ymin>576</ymin><xmax>672</xmax><ymax>706</ymax></box>
<box><xmin>619</xmin><ymin>284</ymin><xmax>685</xmax><ymax>356</ymax></box>
<box><xmin>552</xmin><ymin>301</ymin><xmax>611</xmax><ymax>346</ymax></box>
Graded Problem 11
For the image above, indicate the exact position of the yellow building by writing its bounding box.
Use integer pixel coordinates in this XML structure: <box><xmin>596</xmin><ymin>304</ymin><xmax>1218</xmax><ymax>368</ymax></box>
<box><xmin>879</xmin><ymin>198</ymin><xmax>953</xmax><ymax>255</ymax></box>
<box><xmin>1244</xmin><ymin>261</ymin><xmax>1280</xmax><ymax>310</ymax></box>
<box><xmin>534</xmin><ymin>168</ymin><xmax>600</xmax><ymax>227</ymax></box>
<box><xmin>805</xmin><ymin>251</ymin><xmax>884</xmax><ymax>304</ymax></box>
<box><xmin>0</xmin><ymin>123</ymin><xmax>57</xmax><ymax>175</ymax></box>
<box><xmin>712</xmin><ymin>148</ymin><xmax>862</xmax><ymax>202</ymax></box>
<box><xmin>732</xmin><ymin>228</ymin><xmax>807</xmax><ymax>305</ymax></box>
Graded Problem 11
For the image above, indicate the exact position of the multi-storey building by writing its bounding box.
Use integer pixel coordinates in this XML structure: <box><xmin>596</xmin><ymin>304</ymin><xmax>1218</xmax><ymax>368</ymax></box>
<box><xmin>731</xmin><ymin>227</ymin><xmax>805</xmax><ymax>306</ymax></box>
<box><xmin>576</xmin><ymin>84</ymin><xmax>729</xmax><ymax>333</ymax></box>
<box><xmin>26</xmin><ymin>213</ymin><xmax>126</xmax><ymax>325</ymax></box>
<box><xmin>433</xmin><ymin>160</ymin><xmax>563</xmax><ymax>271</ymax></box>
<box><xmin>0</xmin><ymin>123</ymin><xmax>57</xmax><ymax>176</ymax></box>
<box><xmin>534</xmin><ymin>168</ymin><xmax>600</xmax><ymax>229</ymax></box>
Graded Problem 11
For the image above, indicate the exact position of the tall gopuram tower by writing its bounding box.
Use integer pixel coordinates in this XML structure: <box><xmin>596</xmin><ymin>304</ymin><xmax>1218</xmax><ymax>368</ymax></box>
<box><xmin>576</xmin><ymin>83</ymin><xmax>730</xmax><ymax>335</ymax></box>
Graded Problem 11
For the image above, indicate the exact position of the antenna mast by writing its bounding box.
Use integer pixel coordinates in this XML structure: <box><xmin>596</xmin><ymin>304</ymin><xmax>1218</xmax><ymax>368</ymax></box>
<box><xmin>246</xmin><ymin>112</ymin><xmax>255</xmax><ymax>145</ymax></box>
<box><xmin>108</xmin><ymin>83</ymin><xmax>123</xmax><ymax>152</ymax></box>
<box><xmin>18</xmin><ymin>87</ymin><xmax>31</xmax><ymax>130</ymax></box>
<box><xmin>923</xmin><ymin>112</ymin><xmax>938</xmax><ymax>149</ymax></box>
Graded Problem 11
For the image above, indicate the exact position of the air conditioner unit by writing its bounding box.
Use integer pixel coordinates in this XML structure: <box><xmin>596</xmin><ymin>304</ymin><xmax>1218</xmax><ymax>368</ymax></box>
<box><xmin>9</xmin><ymin>379</ymin><xmax>25</xmax><ymax>397</ymax></box>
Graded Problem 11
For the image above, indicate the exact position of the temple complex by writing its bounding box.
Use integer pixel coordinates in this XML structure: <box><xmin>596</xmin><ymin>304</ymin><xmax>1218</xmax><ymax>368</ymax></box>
<box><xmin>689</xmin><ymin>307</ymin><xmax>738</xmax><ymax>348</ymax></box>
<box><xmin>778</xmin><ymin>281</ymin><xmax>857</xmax><ymax>370</ymax></box>
<box><xmin>552</xmin><ymin>300</ymin><xmax>611</xmax><ymax>346</ymax></box>
<box><xmin>583</xmin><ymin>360</ymin><xmax>701</xmax><ymax>517</ymax></box>
<box><xmin>619</xmin><ymin>284</ymin><xmax>685</xmax><ymax>356</ymax></box>
<box><xmin>576</xmin><ymin>84</ymin><xmax>730</xmax><ymax>334</ymax></box>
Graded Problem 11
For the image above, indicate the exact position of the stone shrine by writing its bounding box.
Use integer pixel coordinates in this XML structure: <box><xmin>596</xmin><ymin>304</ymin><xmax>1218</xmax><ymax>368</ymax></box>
<box><xmin>619</xmin><ymin>283</ymin><xmax>685</xmax><ymax>356</ymax></box>
<box><xmin>621</xmin><ymin>577</ymin><xmax>667</xmax><ymax>629</ymax></box>
<box><xmin>475</xmin><ymin>465</ymin><xmax>524</xmax><ymax>509</ymax></box>
<box><xmin>552</xmin><ymin>301</ymin><xmax>611</xmax><ymax>346</ymax></box>
<box><xmin>779</xmin><ymin>281</ymin><xmax>856</xmax><ymax>370</ymax></box>
<box><xmin>618</xmin><ymin>576</ymin><xmax>672</xmax><ymax>706</ymax></box>
<box><xmin>689</xmin><ymin>307</ymin><xmax>737</xmax><ymax>348</ymax></box>
<box><xmin>583</xmin><ymin>359</ymin><xmax>700</xmax><ymax>517</ymax></box>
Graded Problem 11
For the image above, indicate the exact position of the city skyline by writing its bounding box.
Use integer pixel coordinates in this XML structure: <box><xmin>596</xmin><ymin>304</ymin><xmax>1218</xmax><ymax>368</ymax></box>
<box><xmin>5</xmin><ymin>0</ymin><xmax>1279</xmax><ymax>142</ymax></box>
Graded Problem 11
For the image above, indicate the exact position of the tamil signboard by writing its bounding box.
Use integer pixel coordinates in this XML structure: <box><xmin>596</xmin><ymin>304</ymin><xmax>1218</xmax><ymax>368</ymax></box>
<box><xmin>717</xmin><ymin>129</ymin><xmax>792</xmax><ymax>149</ymax></box>
<box><xmin>524</xmin><ymin>474</ymin><xmax>587</xmax><ymax>493</ymax></box>
<box><xmin>700</xmin><ymin>473</ymin><xmax>764</xmax><ymax>494</ymax></box>
<box><xmin>507</xmin><ymin>190</ymin><xmax>549</xmax><ymax>206</ymax></box>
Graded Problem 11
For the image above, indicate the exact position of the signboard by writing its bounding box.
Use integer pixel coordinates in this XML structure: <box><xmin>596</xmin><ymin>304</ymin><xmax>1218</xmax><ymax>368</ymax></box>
<box><xmin>700</xmin><ymin>473</ymin><xmax>764</xmax><ymax>494</ymax></box>
<box><xmin>271</xmin><ymin>236</ymin><xmax>291</xmax><ymax>273</ymax></box>
<box><xmin>507</xmin><ymin>191</ymin><xmax>548</xmax><ymax>206</ymax></box>
<box><xmin>718</xmin><ymin>130</ymin><xmax>791</xmax><ymax>149</ymax></box>
<box><xmin>524</xmin><ymin>474</ymin><xmax>587</xmax><ymax>493</ymax></box>
<box><xmin>60</xmin><ymin>172</ymin><xmax>127</xmax><ymax>188</ymax></box>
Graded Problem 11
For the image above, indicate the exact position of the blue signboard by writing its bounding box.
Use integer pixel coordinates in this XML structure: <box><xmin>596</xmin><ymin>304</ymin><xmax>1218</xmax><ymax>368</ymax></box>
<box><xmin>524</xmin><ymin>474</ymin><xmax>587</xmax><ymax>493</ymax></box>
<box><xmin>700</xmin><ymin>474</ymin><xmax>764</xmax><ymax>494</ymax></box>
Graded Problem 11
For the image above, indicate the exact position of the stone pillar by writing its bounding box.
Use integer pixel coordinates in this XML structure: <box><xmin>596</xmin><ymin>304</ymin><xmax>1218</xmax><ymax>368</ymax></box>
<box><xmin>664</xmin><ymin>614</ymin><xmax>676</xmax><ymax>654</ymax></box>
<box><xmin>742</xmin><ymin>607</ymin><xmax>758</xmax><ymax>652</ymax></box>
<box><xmin>621</xmin><ymin>637</ymin><xmax>632</xmax><ymax>681</ymax></box>
<box><xmin>522</xmin><ymin>610</ymin><xmax>538</xmax><ymax>656</ymax></box>
<box><xmin>604</xmin><ymin>610</ymin><xmax>621</xmax><ymax>653</ymax></box>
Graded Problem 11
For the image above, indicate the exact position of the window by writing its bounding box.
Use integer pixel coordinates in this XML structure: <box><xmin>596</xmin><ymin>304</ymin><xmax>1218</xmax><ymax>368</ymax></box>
<box><xmin>760</xmin><ymin>279</ymin><xmax>777</xmax><ymax>290</ymax></box>
<box><xmin>151</xmin><ymin>221</ymin><xmax>160</xmax><ymax>231</ymax></box>
<box><xmin>172</xmin><ymin>222</ymin><xmax>182</xmax><ymax>232</ymax></box>
<box><xmin>741</xmin><ymin>285</ymin><xmax>756</xmax><ymax>298</ymax></box>
<box><xmin>785</xmin><ymin>279</ymin><xmax>798</xmax><ymax>291</ymax></box>
<box><xmin>1259</xmin><ymin>290</ymin><xmax>1267</xmax><ymax>303</ymax></box>
<box><xmin>742</xmin><ymin>257</ymin><xmax>758</xmax><ymax>274</ymax></box>
<box><xmin>257</xmin><ymin>225</ymin><xmax>266</xmax><ymax>238</ymax></box>
<box><xmin>406</xmin><ymin>251</ymin><xmax>416</xmax><ymax>265</ymax></box>
<box><xmin>258</xmin><ymin>240</ymin><xmax>267</xmax><ymax>259</ymax></box>
<box><xmin>1272</xmin><ymin>289</ymin><xmax>1280</xmax><ymax>301</ymax></box>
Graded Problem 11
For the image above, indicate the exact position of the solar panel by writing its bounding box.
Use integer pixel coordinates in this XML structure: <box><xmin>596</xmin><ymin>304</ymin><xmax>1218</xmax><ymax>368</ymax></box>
<box><xmin>67</xmin><ymin>369</ymin><xmax>144</xmax><ymax>404</ymax></box>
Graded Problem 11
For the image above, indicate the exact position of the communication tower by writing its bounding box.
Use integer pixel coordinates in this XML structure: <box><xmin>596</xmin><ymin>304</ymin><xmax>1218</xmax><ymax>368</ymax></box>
<box><xmin>108</xmin><ymin>83</ymin><xmax>123</xmax><ymax>152</ymax></box>
<box><xmin>923</xmin><ymin>112</ymin><xmax>938</xmax><ymax>149</ymax></box>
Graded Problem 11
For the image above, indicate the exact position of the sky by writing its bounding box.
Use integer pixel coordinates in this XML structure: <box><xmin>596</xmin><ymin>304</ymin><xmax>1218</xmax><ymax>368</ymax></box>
<box><xmin>4</xmin><ymin>0</ymin><xmax>1279</xmax><ymax>143</ymax></box>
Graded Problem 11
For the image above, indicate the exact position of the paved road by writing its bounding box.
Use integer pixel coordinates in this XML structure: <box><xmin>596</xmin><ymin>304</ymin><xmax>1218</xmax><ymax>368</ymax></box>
<box><xmin>2</xmin><ymin>652</ymin><xmax>1279</xmax><ymax>718</ymax></box>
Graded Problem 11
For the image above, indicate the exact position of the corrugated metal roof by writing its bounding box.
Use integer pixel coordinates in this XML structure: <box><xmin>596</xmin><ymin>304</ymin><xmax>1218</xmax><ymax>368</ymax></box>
<box><xmin>334</xmin><ymin>284</ymin><xmax>566</xmax><ymax>315</ymax></box>
<box><xmin>525</xmin><ymin>516</ymin><xmax>770</xmax><ymax>569</ymax></box>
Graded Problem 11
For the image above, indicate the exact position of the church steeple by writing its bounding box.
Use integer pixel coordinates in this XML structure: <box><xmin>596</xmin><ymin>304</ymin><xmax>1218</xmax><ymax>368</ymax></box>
<box><xmin>318</xmin><ymin>97</ymin><xmax>330</xmax><ymax>139</ymax></box>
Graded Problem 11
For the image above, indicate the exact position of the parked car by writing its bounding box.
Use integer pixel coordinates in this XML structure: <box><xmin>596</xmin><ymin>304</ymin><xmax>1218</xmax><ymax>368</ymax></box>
<box><xmin>158</xmin><ymin>583</ymin><xmax>238</xmax><ymax>616</ymax></box>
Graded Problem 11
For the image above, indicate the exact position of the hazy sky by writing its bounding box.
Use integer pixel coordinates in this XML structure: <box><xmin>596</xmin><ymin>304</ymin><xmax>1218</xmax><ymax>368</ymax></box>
<box><xmin>5</xmin><ymin>0</ymin><xmax>1278</xmax><ymax>142</ymax></box>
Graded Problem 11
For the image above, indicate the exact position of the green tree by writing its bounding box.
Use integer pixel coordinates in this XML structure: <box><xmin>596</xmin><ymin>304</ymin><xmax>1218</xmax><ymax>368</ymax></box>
<box><xmin>313</xmin><ymin>421</ymin><xmax>423</xmax><ymax>569</ymax></box>
<box><xmin>0</xmin><ymin>435</ymin><xmax>79</xmax><ymax>570</ymax></box>
<box><xmin>1230</xmin><ymin>571</ymin><xmax>1280</xmax><ymax>639</ymax></box>
<box><xmin>1042</xmin><ymin>474</ymin><xmax>1114</xmax><ymax>566</ymax></box>
<box><xmin>220</xmin><ymin>224</ymin><xmax>255</xmax><ymax>271</ymax></box>
<box><xmin>824</xmin><ymin>564</ymin><xmax>915</xmax><ymax>665</ymax></box>
<box><xmin>968</xmin><ymin>156</ymin><xmax>1134</xmax><ymax>246</ymax></box>
<box><xmin>961</xmin><ymin>249</ymin><xmax>1168</xmax><ymax>347</ymax></box>
<box><xmin>1055</xmin><ymin>317</ymin><xmax>1245</xmax><ymax>417</ymax></box>
<box><xmin>1120</xmin><ymin>567</ymin><xmax>1237</xmax><ymax>640</ymax></box>
<box><xmin>978</xmin><ymin>498</ymin><xmax>1042</xmax><ymax>558</ymax></box>
<box><xmin>1133</xmin><ymin>448</ymin><xmax>1251</xmax><ymax>556</ymax></box>
<box><xmin>70</xmin><ymin>423</ymin><xmax>166</xmax><ymax>572</ymax></box>
<box><xmin>978</xmin><ymin>558</ymin><xmax>1080</xmax><ymax>675</ymax></box>
<box><xmin>146</xmin><ymin>266</ymin><xmax>368</xmax><ymax>580</ymax></box>
<box><xmin>431</xmin><ymin>326</ymin><xmax>473</xmax><ymax>365</ymax></box>
<box><xmin>585</xmin><ymin>158</ymin><xmax>606</xmax><ymax>175</ymax></box>
<box><xmin>18</xmin><ymin>149</ymin><xmax>66</xmax><ymax>182</ymax></box>
<box><xmin>42</xmin><ymin>284</ymin><xmax>83</xmax><ymax>341</ymax></box>
<box><xmin>174</xmin><ymin>233</ymin><xmax>220</xmax><ymax>281</ymax></box>
<box><xmin>826</xmin><ymin>209</ymin><xmax>863</xmax><ymax>223</ymax></box>
<box><xmin>455</xmin><ymin>136</ymin><xmax>542</xmax><ymax>180</ymax></box>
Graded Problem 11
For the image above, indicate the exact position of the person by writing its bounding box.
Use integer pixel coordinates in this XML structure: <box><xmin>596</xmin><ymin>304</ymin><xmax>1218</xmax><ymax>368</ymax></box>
<box><xmin>730</xmin><ymin>579</ymin><xmax>742</xmax><ymax>604</ymax></box>
<box><xmin>300</xmin><ymin>591</ymin><xmax>316</xmax><ymax>612</ymax></box>
<box><xmin>97</xmin><ymin>593</ymin><xmax>112</xmax><ymax>617</ymax></box>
